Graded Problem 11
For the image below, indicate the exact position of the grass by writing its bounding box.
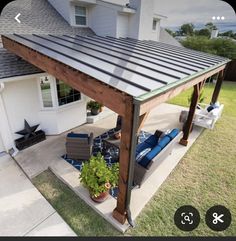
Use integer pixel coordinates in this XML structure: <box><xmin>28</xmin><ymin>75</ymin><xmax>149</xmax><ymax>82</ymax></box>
<box><xmin>33</xmin><ymin>81</ymin><xmax>236</xmax><ymax>236</ymax></box>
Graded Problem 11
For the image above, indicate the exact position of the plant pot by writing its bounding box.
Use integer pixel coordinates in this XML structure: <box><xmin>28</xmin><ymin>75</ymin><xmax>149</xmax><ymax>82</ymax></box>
<box><xmin>91</xmin><ymin>191</ymin><xmax>109</xmax><ymax>203</ymax></box>
<box><xmin>91</xmin><ymin>108</ymin><xmax>100</xmax><ymax>116</ymax></box>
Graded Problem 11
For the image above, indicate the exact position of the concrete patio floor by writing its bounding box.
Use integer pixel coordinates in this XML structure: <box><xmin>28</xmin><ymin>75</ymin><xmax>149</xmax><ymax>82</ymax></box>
<box><xmin>13</xmin><ymin>103</ymin><xmax>203</xmax><ymax>232</ymax></box>
<box><xmin>0</xmin><ymin>154</ymin><xmax>76</xmax><ymax>236</ymax></box>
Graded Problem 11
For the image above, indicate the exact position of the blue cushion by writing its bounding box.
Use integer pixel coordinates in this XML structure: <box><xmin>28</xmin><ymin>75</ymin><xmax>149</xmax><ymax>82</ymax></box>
<box><xmin>139</xmin><ymin>145</ymin><xmax>162</xmax><ymax>168</ymax></box>
<box><xmin>136</xmin><ymin>141</ymin><xmax>150</xmax><ymax>156</ymax></box>
<box><xmin>158</xmin><ymin>135</ymin><xmax>171</xmax><ymax>149</ymax></box>
<box><xmin>136</xmin><ymin>148</ymin><xmax>152</xmax><ymax>163</ymax></box>
<box><xmin>67</xmin><ymin>133</ymin><xmax>88</xmax><ymax>138</ymax></box>
<box><xmin>144</xmin><ymin>135</ymin><xmax>159</xmax><ymax>148</ymax></box>
<box><xmin>207</xmin><ymin>105</ymin><xmax>214</xmax><ymax>112</ymax></box>
<box><xmin>167</xmin><ymin>128</ymin><xmax>179</xmax><ymax>140</ymax></box>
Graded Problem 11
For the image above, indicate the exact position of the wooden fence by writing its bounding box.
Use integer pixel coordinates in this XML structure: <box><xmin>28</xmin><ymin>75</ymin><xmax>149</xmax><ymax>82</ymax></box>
<box><xmin>225</xmin><ymin>60</ymin><xmax>236</xmax><ymax>81</ymax></box>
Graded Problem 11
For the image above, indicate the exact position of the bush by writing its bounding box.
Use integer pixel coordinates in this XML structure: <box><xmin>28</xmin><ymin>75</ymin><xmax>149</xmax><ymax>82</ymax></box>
<box><xmin>79</xmin><ymin>153</ymin><xmax>119</xmax><ymax>198</ymax></box>
<box><xmin>181</xmin><ymin>36</ymin><xmax>236</xmax><ymax>59</ymax></box>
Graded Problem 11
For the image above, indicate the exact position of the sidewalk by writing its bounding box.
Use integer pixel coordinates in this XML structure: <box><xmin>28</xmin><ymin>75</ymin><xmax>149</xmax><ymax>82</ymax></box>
<box><xmin>0</xmin><ymin>154</ymin><xmax>76</xmax><ymax>236</ymax></box>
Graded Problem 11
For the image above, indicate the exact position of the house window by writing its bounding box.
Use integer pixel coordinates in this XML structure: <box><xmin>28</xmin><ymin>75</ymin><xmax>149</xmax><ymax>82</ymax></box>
<box><xmin>75</xmin><ymin>6</ymin><xmax>87</xmax><ymax>26</ymax></box>
<box><xmin>152</xmin><ymin>19</ymin><xmax>158</xmax><ymax>31</ymax></box>
<box><xmin>40</xmin><ymin>76</ymin><xmax>53</xmax><ymax>108</ymax></box>
<box><xmin>56</xmin><ymin>79</ymin><xmax>81</xmax><ymax>106</ymax></box>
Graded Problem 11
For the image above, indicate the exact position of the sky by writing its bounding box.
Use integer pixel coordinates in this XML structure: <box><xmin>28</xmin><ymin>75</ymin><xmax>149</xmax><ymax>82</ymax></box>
<box><xmin>106</xmin><ymin>0</ymin><xmax>236</xmax><ymax>32</ymax></box>
<box><xmin>154</xmin><ymin>0</ymin><xmax>236</xmax><ymax>31</ymax></box>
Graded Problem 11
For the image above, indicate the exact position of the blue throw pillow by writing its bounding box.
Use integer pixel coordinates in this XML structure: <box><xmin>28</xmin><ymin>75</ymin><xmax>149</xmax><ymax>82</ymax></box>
<box><xmin>158</xmin><ymin>135</ymin><xmax>171</xmax><ymax>149</ymax></box>
<box><xmin>136</xmin><ymin>148</ymin><xmax>152</xmax><ymax>163</ymax></box>
<box><xmin>67</xmin><ymin>133</ymin><xmax>88</xmax><ymax>138</ymax></box>
<box><xmin>144</xmin><ymin>135</ymin><xmax>159</xmax><ymax>148</ymax></box>
<box><xmin>167</xmin><ymin>128</ymin><xmax>179</xmax><ymax>140</ymax></box>
<box><xmin>139</xmin><ymin>145</ymin><xmax>162</xmax><ymax>168</ymax></box>
<box><xmin>207</xmin><ymin>105</ymin><xmax>214</xmax><ymax>112</ymax></box>
<box><xmin>136</xmin><ymin>141</ymin><xmax>151</xmax><ymax>156</ymax></box>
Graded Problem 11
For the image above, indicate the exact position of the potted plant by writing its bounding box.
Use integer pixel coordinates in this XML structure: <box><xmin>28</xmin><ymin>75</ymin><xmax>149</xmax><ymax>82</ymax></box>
<box><xmin>87</xmin><ymin>100</ymin><xmax>103</xmax><ymax>115</ymax></box>
<box><xmin>79</xmin><ymin>153</ymin><xmax>119</xmax><ymax>203</ymax></box>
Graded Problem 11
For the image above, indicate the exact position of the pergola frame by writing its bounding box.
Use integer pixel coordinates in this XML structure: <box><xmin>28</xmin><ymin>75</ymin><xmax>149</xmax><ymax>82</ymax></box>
<box><xmin>2</xmin><ymin>35</ymin><xmax>228</xmax><ymax>225</ymax></box>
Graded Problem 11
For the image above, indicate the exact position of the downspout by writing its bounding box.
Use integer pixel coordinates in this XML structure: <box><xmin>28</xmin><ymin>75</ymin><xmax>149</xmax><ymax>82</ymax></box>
<box><xmin>125</xmin><ymin>101</ymin><xmax>140</xmax><ymax>228</ymax></box>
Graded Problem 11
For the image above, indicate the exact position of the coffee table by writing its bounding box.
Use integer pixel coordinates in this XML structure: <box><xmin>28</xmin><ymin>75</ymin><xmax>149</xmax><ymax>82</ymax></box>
<box><xmin>103</xmin><ymin>138</ymin><xmax>120</xmax><ymax>161</ymax></box>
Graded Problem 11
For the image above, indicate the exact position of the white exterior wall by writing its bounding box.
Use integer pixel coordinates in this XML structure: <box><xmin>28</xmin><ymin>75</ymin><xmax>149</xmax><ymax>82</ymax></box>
<box><xmin>129</xmin><ymin>0</ymin><xmax>159</xmax><ymax>41</ymax></box>
<box><xmin>0</xmin><ymin>135</ymin><xmax>4</xmax><ymax>152</ymax></box>
<box><xmin>1</xmin><ymin>76</ymin><xmax>88</xmax><ymax>148</ymax></box>
<box><xmin>88</xmin><ymin>4</ymin><xmax>117</xmax><ymax>37</ymax></box>
<box><xmin>48</xmin><ymin>0</ymin><xmax>72</xmax><ymax>24</ymax></box>
<box><xmin>117</xmin><ymin>13</ymin><xmax>129</xmax><ymax>38</ymax></box>
<box><xmin>0</xmin><ymin>92</ymin><xmax>15</xmax><ymax>152</ymax></box>
<box><xmin>2</xmin><ymin>78</ymin><xmax>41</xmax><ymax>141</ymax></box>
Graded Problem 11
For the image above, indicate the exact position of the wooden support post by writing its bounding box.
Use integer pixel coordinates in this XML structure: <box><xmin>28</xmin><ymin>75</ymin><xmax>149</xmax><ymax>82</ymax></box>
<box><xmin>211</xmin><ymin>70</ymin><xmax>224</xmax><ymax>104</ymax></box>
<box><xmin>112</xmin><ymin>96</ymin><xmax>134</xmax><ymax>224</ymax></box>
<box><xmin>137</xmin><ymin>112</ymin><xmax>149</xmax><ymax>135</ymax></box>
<box><xmin>179</xmin><ymin>82</ymin><xmax>202</xmax><ymax>146</ymax></box>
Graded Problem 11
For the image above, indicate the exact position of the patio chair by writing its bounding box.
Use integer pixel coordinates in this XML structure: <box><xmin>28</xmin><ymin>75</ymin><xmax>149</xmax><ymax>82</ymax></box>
<box><xmin>179</xmin><ymin>102</ymin><xmax>224</xmax><ymax>130</ymax></box>
<box><xmin>66</xmin><ymin>132</ymin><xmax>93</xmax><ymax>160</ymax></box>
<box><xmin>193</xmin><ymin>102</ymin><xmax>224</xmax><ymax>129</ymax></box>
<box><xmin>134</xmin><ymin>128</ymin><xmax>183</xmax><ymax>187</ymax></box>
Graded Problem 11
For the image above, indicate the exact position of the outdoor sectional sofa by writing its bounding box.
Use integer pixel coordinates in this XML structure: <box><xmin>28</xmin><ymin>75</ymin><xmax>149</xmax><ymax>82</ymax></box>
<box><xmin>134</xmin><ymin>129</ymin><xmax>183</xmax><ymax>187</ymax></box>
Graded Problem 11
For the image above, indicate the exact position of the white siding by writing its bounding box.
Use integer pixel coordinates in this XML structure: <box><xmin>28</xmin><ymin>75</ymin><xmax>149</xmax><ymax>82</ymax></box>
<box><xmin>0</xmin><ymin>135</ymin><xmax>4</xmax><ymax>152</ymax></box>
<box><xmin>2</xmin><ymin>78</ymin><xmax>41</xmax><ymax>140</ymax></box>
<box><xmin>48</xmin><ymin>0</ymin><xmax>72</xmax><ymax>25</ymax></box>
<box><xmin>2</xmin><ymin>77</ymin><xmax>88</xmax><ymax>141</ymax></box>
<box><xmin>88</xmin><ymin>5</ymin><xmax>117</xmax><ymax>37</ymax></box>
<box><xmin>117</xmin><ymin>14</ymin><xmax>129</xmax><ymax>38</ymax></box>
<box><xmin>129</xmin><ymin>0</ymin><xmax>156</xmax><ymax>40</ymax></box>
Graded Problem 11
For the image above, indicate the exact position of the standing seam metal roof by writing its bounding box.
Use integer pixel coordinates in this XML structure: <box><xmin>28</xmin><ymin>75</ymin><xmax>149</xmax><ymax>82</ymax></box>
<box><xmin>3</xmin><ymin>34</ymin><xmax>230</xmax><ymax>101</ymax></box>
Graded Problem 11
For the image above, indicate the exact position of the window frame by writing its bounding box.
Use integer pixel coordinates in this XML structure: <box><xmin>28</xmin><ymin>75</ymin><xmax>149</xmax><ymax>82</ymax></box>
<box><xmin>38</xmin><ymin>76</ymin><xmax>83</xmax><ymax>110</ymax></box>
<box><xmin>74</xmin><ymin>5</ymin><xmax>88</xmax><ymax>27</ymax></box>
<box><xmin>55</xmin><ymin>79</ymin><xmax>82</xmax><ymax>107</ymax></box>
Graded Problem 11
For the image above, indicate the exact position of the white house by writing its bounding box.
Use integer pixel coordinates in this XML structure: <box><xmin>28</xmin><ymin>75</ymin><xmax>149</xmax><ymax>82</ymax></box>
<box><xmin>0</xmin><ymin>0</ymin><xmax>180</xmax><ymax>154</ymax></box>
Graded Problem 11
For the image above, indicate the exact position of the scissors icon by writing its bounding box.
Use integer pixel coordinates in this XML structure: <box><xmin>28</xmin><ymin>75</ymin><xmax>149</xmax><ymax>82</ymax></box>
<box><xmin>213</xmin><ymin>212</ymin><xmax>224</xmax><ymax>225</ymax></box>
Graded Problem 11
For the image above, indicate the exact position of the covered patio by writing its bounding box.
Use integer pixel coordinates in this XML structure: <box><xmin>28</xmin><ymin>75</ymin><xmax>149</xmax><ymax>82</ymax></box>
<box><xmin>2</xmin><ymin>34</ymin><xmax>230</xmax><ymax>230</ymax></box>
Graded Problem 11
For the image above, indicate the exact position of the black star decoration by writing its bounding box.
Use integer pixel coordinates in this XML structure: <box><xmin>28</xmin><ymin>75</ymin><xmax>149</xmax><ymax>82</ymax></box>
<box><xmin>15</xmin><ymin>119</ymin><xmax>39</xmax><ymax>140</ymax></box>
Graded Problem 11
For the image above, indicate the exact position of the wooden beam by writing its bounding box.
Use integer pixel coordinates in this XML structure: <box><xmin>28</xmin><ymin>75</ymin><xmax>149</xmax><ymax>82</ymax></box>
<box><xmin>139</xmin><ymin>65</ymin><xmax>227</xmax><ymax>115</ymax></box>
<box><xmin>113</xmin><ymin>96</ymin><xmax>134</xmax><ymax>224</ymax></box>
<box><xmin>137</xmin><ymin>112</ymin><xmax>149</xmax><ymax>134</ymax></box>
<box><xmin>2</xmin><ymin>36</ymin><xmax>128</xmax><ymax>117</ymax></box>
<box><xmin>179</xmin><ymin>81</ymin><xmax>204</xmax><ymax>146</ymax></box>
<box><xmin>211</xmin><ymin>70</ymin><xmax>224</xmax><ymax>104</ymax></box>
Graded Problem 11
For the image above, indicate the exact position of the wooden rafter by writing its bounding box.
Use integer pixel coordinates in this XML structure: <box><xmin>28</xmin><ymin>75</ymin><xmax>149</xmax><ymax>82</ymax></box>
<box><xmin>2</xmin><ymin>36</ymin><xmax>128</xmax><ymax>117</ymax></box>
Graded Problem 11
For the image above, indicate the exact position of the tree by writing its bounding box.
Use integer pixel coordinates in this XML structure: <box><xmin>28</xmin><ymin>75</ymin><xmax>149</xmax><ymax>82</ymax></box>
<box><xmin>165</xmin><ymin>28</ymin><xmax>176</xmax><ymax>37</ymax></box>
<box><xmin>181</xmin><ymin>36</ymin><xmax>236</xmax><ymax>59</ymax></box>
<box><xmin>198</xmin><ymin>28</ymin><xmax>211</xmax><ymax>38</ymax></box>
<box><xmin>205</xmin><ymin>22</ymin><xmax>217</xmax><ymax>31</ymax></box>
<box><xmin>180</xmin><ymin>23</ymin><xmax>194</xmax><ymax>36</ymax></box>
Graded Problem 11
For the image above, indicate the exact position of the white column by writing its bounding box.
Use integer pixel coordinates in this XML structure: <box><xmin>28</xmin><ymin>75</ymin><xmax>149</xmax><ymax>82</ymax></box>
<box><xmin>0</xmin><ymin>83</ymin><xmax>16</xmax><ymax>152</ymax></box>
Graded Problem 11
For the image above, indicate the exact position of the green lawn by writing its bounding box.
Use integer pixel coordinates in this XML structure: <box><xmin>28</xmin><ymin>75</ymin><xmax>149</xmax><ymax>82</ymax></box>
<box><xmin>33</xmin><ymin>81</ymin><xmax>236</xmax><ymax>236</ymax></box>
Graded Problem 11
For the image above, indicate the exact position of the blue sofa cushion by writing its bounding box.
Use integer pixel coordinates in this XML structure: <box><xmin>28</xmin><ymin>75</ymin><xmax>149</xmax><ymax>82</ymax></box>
<box><xmin>136</xmin><ymin>148</ymin><xmax>152</xmax><ymax>163</ymax></box>
<box><xmin>167</xmin><ymin>128</ymin><xmax>179</xmax><ymax>140</ymax></box>
<box><xmin>67</xmin><ymin>133</ymin><xmax>89</xmax><ymax>138</ymax></box>
<box><xmin>136</xmin><ymin>141</ymin><xmax>151</xmax><ymax>156</ymax></box>
<box><xmin>136</xmin><ymin>134</ymin><xmax>159</xmax><ymax>155</ymax></box>
<box><xmin>158</xmin><ymin>135</ymin><xmax>171</xmax><ymax>149</ymax></box>
<box><xmin>139</xmin><ymin>145</ymin><xmax>162</xmax><ymax>168</ymax></box>
<box><xmin>144</xmin><ymin>135</ymin><xmax>159</xmax><ymax>147</ymax></box>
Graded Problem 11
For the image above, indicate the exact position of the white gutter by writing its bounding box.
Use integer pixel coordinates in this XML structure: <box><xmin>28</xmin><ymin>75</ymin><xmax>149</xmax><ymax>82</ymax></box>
<box><xmin>0</xmin><ymin>72</ymin><xmax>45</xmax><ymax>84</ymax></box>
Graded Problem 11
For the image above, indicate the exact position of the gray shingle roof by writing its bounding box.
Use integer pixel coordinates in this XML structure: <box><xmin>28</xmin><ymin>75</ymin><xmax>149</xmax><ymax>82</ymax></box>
<box><xmin>0</xmin><ymin>48</ymin><xmax>43</xmax><ymax>80</ymax></box>
<box><xmin>0</xmin><ymin>0</ymin><xmax>94</xmax><ymax>80</ymax></box>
